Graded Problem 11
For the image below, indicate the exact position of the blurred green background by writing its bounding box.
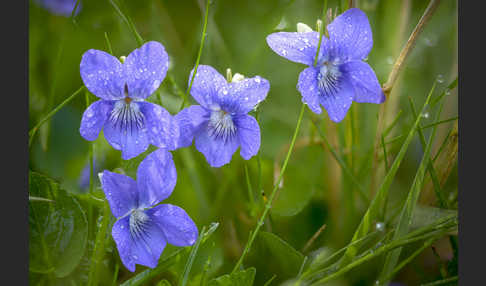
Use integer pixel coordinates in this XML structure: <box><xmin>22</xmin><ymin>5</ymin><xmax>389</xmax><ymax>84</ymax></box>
<box><xmin>29</xmin><ymin>0</ymin><xmax>458</xmax><ymax>285</ymax></box>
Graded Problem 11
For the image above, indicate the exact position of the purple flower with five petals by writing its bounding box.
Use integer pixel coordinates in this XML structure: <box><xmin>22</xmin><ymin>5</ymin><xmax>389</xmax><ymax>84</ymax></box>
<box><xmin>79</xmin><ymin>41</ymin><xmax>178</xmax><ymax>160</ymax></box>
<box><xmin>100</xmin><ymin>149</ymin><xmax>198</xmax><ymax>272</ymax></box>
<box><xmin>175</xmin><ymin>65</ymin><xmax>269</xmax><ymax>167</ymax></box>
<box><xmin>266</xmin><ymin>8</ymin><xmax>385</xmax><ymax>122</ymax></box>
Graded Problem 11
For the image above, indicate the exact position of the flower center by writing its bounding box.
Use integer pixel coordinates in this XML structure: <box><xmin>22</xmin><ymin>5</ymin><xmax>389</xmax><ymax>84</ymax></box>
<box><xmin>109</xmin><ymin>99</ymin><xmax>145</xmax><ymax>135</ymax></box>
<box><xmin>208</xmin><ymin>109</ymin><xmax>237</xmax><ymax>142</ymax></box>
<box><xmin>129</xmin><ymin>209</ymin><xmax>150</xmax><ymax>239</ymax></box>
<box><xmin>317</xmin><ymin>61</ymin><xmax>341</xmax><ymax>95</ymax></box>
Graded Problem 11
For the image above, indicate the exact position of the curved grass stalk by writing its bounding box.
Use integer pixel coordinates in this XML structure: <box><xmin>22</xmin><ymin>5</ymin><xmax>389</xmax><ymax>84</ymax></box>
<box><xmin>179</xmin><ymin>0</ymin><xmax>210</xmax><ymax>112</ymax></box>
<box><xmin>231</xmin><ymin>103</ymin><xmax>306</xmax><ymax>273</ymax></box>
<box><xmin>382</xmin><ymin>0</ymin><xmax>442</xmax><ymax>95</ymax></box>
<box><xmin>29</xmin><ymin>86</ymin><xmax>85</xmax><ymax>147</ymax></box>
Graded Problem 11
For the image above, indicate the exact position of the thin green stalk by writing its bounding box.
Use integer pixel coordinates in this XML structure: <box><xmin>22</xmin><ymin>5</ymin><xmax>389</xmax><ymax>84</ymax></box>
<box><xmin>340</xmin><ymin>82</ymin><xmax>436</xmax><ymax>265</ymax></box>
<box><xmin>314</xmin><ymin>0</ymin><xmax>328</xmax><ymax>67</ymax></box>
<box><xmin>382</xmin><ymin>0</ymin><xmax>442</xmax><ymax>94</ymax></box>
<box><xmin>381</xmin><ymin>134</ymin><xmax>389</xmax><ymax>172</ymax></box>
<box><xmin>29</xmin><ymin>86</ymin><xmax>85</xmax><ymax>147</ymax></box>
<box><xmin>432</xmin><ymin>128</ymin><xmax>453</xmax><ymax>162</ymax></box>
<box><xmin>380</xmin><ymin>238</ymin><xmax>435</xmax><ymax>284</ymax></box>
<box><xmin>378</xmin><ymin>91</ymin><xmax>443</xmax><ymax>285</ymax></box>
<box><xmin>108</xmin><ymin>0</ymin><xmax>144</xmax><ymax>46</ymax></box>
<box><xmin>87</xmin><ymin>200</ymin><xmax>111</xmax><ymax>286</ymax></box>
<box><xmin>255</xmin><ymin>109</ymin><xmax>263</xmax><ymax>203</ymax></box>
<box><xmin>263</xmin><ymin>274</ymin><xmax>277</xmax><ymax>286</ymax></box>
<box><xmin>420</xmin><ymin>276</ymin><xmax>458</xmax><ymax>286</ymax></box>
<box><xmin>409</xmin><ymin>94</ymin><xmax>448</xmax><ymax>207</ymax></box>
<box><xmin>112</xmin><ymin>263</ymin><xmax>119</xmax><ymax>286</ymax></box>
<box><xmin>179</xmin><ymin>0</ymin><xmax>210</xmax><ymax>112</ymax></box>
<box><xmin>310</xmin><ymin>222</ymin><xmax>456</xmax><ymax>285</ymax></box>
<box><xmin>104</xmin><ymin>32</ymin><xmax>114</xmax><ymax>55</ymax></box>
<box><xmin>180</xmin><ymin>226</ymin><xmax>207</xmax><ymax>286</ymax></box>
<box><xmin>244</xmin><ymin>164</ymin><xmax>255</xmax><ymax>206</ymax></box>
<box><xmin>232</xmin><ymin>103</ymin><xmax>306</xmax><ymax>273</ymax></box>
<box><xmin>29</xmin><ymin>196</ymin><xmax>54</xmax><ymax>203</ymax></box>
<box><xmin>70</xmin><ymin>0</ymin><xmax>81</xmax><ymax>24</ymax></box>
<box><xmin>310</xmin><ymin>116</ymin><xmax>369</xmax><ymax>204</ymax></box>
<box><xmin>383</xmin><ymin>110</ymin><xmax>403</xmax><ymax>138</ymax></box>
<box><xmin>420</xmin><ymin>116</ymin><xmax>458</xmax><ymax>130</ymax></box>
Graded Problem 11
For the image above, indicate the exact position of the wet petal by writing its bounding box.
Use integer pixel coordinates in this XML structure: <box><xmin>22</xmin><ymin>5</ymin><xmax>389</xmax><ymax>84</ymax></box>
<box><xmin>297</xmin><ymin>67</ymin><xmax>322</xmax><ymax>114</ymax></box>
<box><xmin>125</xmin><ymin>41</ymin><xmax>169</xmax><ymax>99</ymax></box>
<box><xmin>136</xmin><ymin>149</ymin><xmax>177</xmax><ymax>207</ymax></box>
<box><xmin>79</xmin><ymin>100</ymin><xmax>115</xmax><ymax>141</ymax></box>
<box><xmin>225</xmin><ymin>76</ymin><xmax>270</xmax><ymax>114</ymax></box>
<box><xmin>188</xmin><ymin>65</ymin><xmax>228</xmax><ymax>108</ymax></box>
<box><xmin>111</xmin><ymin>215</ymin><xmax>167</xmax><ymax>272</ymax></box>
<box><xmin>234</xmin><ymin>114</ymin><xmax>260</xmax><ymax>160</ymax></box>
<box><xmin>327</xmin><ymin>8</ymin><xmax>373</xmax><ymax>61</ymax></box>
<box><xmin>266</xmin><ymin>32</ymin><xmax>322</xmax><ymax>66</ymax></box>
<box><xmin>103</xmin><ymin>101</ymin><xmax>149</xmax><ymax>160</ymax></box>
<box><xmin>80</xmin><ymin>49</ymin><xmax>125</xmax><ymax>100</ymax></box>
<box><xmin>195</xmin><ymin>128</ymin><xmax>239</xmax><ymax>167</ymax></box>
<box><xmin>341</xmin><ymin>61</ymin><xmax>385</xmax><ymax>103</ymax></box>
<box><xmin>173</xmin><ymin>105</ymin><xmax>209</xmax><ymax>148</ymax></box>
<box><xmin>138</xmin><ymin>102</ymin><xmax>179</xmax><ymax>150</ymax></box>
<box><xmin>319</xmin><ymin>77</ymin><xmax>354</xmax><ymax>123</ymax></box>
<box><xmin>99</xmin><ymin>170</ymin><xmax>138</xmax><ymax>218</ymax></box>
<box><xmin>148</xmin><ymin>204</ymin><xmax>198</xmax><ymax>247</ymax></box>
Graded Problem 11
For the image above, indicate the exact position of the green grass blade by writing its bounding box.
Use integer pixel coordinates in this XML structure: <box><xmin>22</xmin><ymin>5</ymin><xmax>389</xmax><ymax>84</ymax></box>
<box><xmin>180</xmin><ymin>226</ymin><xmax>207</xmax><ymax>286</ymax></box>
<box><xmin>420</xmin><ymin>276</ymin><xmax>458</xmax><ymax>286</ymax></box>
<box><xmin>310</xmin><ymin>115</ymin><xmax>369</xmax><ymax>204</ymax></box>
<box><xmin>377</xmin><ymin>90</ymin><xmax>444</xmax><ymax>285</ymax></box>
<box><xmin>340</xmin><ymin>82</ymin><xmax>437</xmax><ymax>265</ymax></box>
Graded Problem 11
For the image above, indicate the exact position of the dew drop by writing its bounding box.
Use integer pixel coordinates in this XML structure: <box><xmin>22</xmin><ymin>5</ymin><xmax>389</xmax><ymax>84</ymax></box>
<box><xmin>436</xmin><ymin>74</ymin><xmax>444</xmax><ymax>83</ymax></box>
<box><xmin>375</xmin><ymin>222</ymin><xmax>385</xmax><ymax>232</ymax></box>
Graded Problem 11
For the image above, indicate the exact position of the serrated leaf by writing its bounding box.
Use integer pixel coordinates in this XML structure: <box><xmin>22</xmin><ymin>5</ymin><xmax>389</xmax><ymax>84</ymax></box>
<box><xmin>29</xmin><ymin>171</ymin><xmax>88</xmax><ymax>277</ymax></box>
<box><xmin>207</xmin><ymin>267</ymin><xmax>256</xmax><ymax>286</ymax></box>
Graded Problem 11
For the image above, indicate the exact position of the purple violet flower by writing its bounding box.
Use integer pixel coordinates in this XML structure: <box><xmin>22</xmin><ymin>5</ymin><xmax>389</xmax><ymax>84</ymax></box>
<box><xmin>266</xmin><ymin>8</ymin><xmax>385</xmax><ymax>122</ymax></box>
<box><xmin>175</xmin><ymin>65</ymin><xmax>270</xmax><ymax>167</ymax></box>
<box><xmin>99</xmin><ymin>149</ymin><xmax>198</xmax><ymax>272</ymax></box>
<box><xmin>35</xmin><ymin>0</ymin><xmax>81</xmax><ymax>17</ymax></box>
<box><xmin>79</xmin><ymin>41</ymin><xmax>178</xmax><ymax>160</ymax></box>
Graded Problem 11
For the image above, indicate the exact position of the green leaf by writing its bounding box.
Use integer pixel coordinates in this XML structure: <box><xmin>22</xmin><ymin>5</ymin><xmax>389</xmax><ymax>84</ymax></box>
<box><xmin>272</xmin><ymin>145</ymin><xmax>322</xmax><ymax>216</ymax></box>
<box><xmin>156</xmin><ymin>280</ymin><xmax>172</xmax><ymax>286</ymax></box>
<box><xmin>207</xmin><ymin>268</ymin><xmax>256</xmax><ymax>286</ymax></box>
<box><xmin>246</xmin><ymin>231</ymin><xmax>304</xmax><ymax>283</ymax></box>
<box><xmin>29</xmin><ymin>171</ymin><xmax>88</xmax><ymax>277</ymax></box>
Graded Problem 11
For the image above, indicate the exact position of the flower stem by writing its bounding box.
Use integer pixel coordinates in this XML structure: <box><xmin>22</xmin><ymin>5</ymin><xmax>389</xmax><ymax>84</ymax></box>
<box><xmin>231</xmin><ymin>103</ymin><xmax>306</xmax><ymax>273</ymax></box>
<box><xmin>29</xmin><ymin>85</ymin><xmax>85</xmax><ymax>148</ymax></box>
<box><xmin>179</xmin><ymin>0</ymin><xmax>210</xmax><ymax>112</ymax></box>
<box><xmin>314</xmin><ymin>0</ymin><xmax>328</xmax><ymax>67</ymax></box>
<box><xmin>108</xmin><ymin>0</ymin><xmax>144</xmax><ymax>46</ymax></box>
<box><xmin>382</xmin><ymin>0</ymin><xmax>442</xmax><ymax>95</ymax></box>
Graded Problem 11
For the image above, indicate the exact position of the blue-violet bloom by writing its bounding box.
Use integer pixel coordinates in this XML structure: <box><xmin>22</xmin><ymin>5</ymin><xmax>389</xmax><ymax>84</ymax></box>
<box><xmin>34</xmin><ymin>0</ymin><xmax>81</xmax><ymax>17</ymax></box>
<box><xmin>175</xmin><ymin>65</ymin><xmax>269</xmax><ymax>167</ymax></box>
<box><xmin>266</xmin><ymin>8</ymin><xmax>385</xmax><ymax>122</ymax></box>
<box><xmin>79</xmin><ymin>41</ymin><xmax>178</xmax><ymax>160</ymax></box>
<box><xmin>99</xmin><ymin>149</ymin><xmax>198</xmax><ymax>272</ymax></box>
